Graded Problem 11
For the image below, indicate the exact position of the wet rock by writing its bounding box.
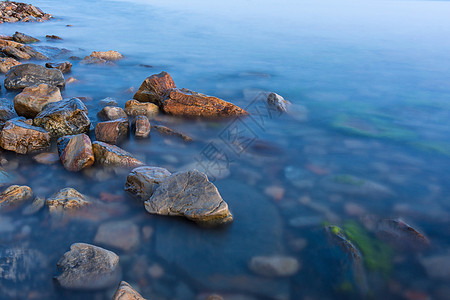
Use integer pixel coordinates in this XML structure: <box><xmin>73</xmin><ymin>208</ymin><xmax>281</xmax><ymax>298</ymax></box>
<box><xmin>22</xmin><ymin>196</ymin><xmax>45</xmax><ymax>215</ymax></box>
<box><xmin>4</xmin><ymin>63</ymin><xmax>65</xmax><ymax>90</ymax></box>
<box><xmin>34</xmin><ymin>98</ymin><xmax>91</xmax><ymax>138</ymax></box>
<box><xmin>0</xmin><ymin>119</ymin><xmax>50</xmax><ymax>154</ymax></box>
<box><xmin>0</xmin><ymin>185</ymin><xmax>33</xmax><ymax>212</ymax></box>
<box><xmin>95</xmin><ymin>118</ymin><xmax>129</xmax><ymax>144</ymax></box>
<box><xmin>321</xmin><ymin>174</ymin><xmax>393</xmax><ymax>198</ymax></box>
<box><xmin>267</xmin><ymin>92</ymin><xmax>290</xmax><ymax>113</ymax></box>
<box><xmin>125</xmin><ymin>99</ymin><xmax>159</xmax><ymax>118</ymax></box>
<box><xmin>249</xmin><ymin>256</ymin><xmax>300</xmax><ymax>277</ymax></box>
<box><xmin>57</xmin><ymin>134</ymin><xmax>95</xmax><ymax>172</ymax></box>
<box><xmin>12</xmin><ymin>32</ymin><xmax>39</xmax><ymax>43</ymax></box>
<box><xmin>45</xmin><ymin>61</ymin><xmax>72</xmax><ymax>73</ymax></box>
<box><xmin>99</xmin><ymin>97</ymin><xmax>118</xmax><ymax>107</ymax></box>
<box><xmin>92</xmin><ymin>141</ymin><xmax>144</xmax><ymax>168</ymax></box>
<box><xmin>133</xmin><ymin>71</ymin><xmax>176</xmax><ymax>106</ymax></box>
<box><xmin>55</xmin><ymin>243</ymin><xmax>121</xmax><ymax>290</ymax></box>
<box><xmin>133</xmin><ymin>115</ymin><xmax>150</xmax><ymax>138</ymax></box>
<box><xmin>46</xmin><ymin>187</ymin><xmax>91</xmax><ymax>214</ymax></box>
<box><xmin>19</xmin><ymin>45</ymin><xmax>48</xmax><ymax>60</ymax></box>
<box><xmin>94</xmin><ymin>220</ymin><xmax>140</xmax><ymax>252</ymax></box>
<box><xmin>144</xmin><ymin>170</ymin><xmax>233</xmax><ymax>226</ymax></box>
<box><xmin>0</xmin><ymin>98</ymin><xmax>18</xmax><ymax>127</ymax></box>
<box><xmin>112</xmin><ymin>281</ymin><xmax>146</xmax><ymax>300</ymax></box>
<box><xmin>1</xmin><ymin>45</ymin><xmax>31</xmax><ymax>60</ymax></box>
<box><xmin>152</xmin><ymin>124</ymin><xmax>192</xmax><ymax>142</ymax></box>
<box><xmin>97</xmin><ymin>106</ymin><xmax>127</xmax><ymax>121</ymax></box>
<box><xmin>46</xmin><ymin>35</ymin><xmax>62</xmax><ymax>40</ymax></box>
<box><xmin>125</xmin><ymin>166</ymin><xmax>171</xmax><ymax>201</ymax></box>
<box><xmin>376</xmin><ymin>219</ymin><xmax>430</xmax><ymax>251</ymax></box>
<box><xmin>0</xmin><ymin>57</ymin><xmax>20</xmax><ymax>73</ymax></box>
<box><xmin>420</xmin><ymin>254</ymin><xmax>450</xmax><ymax>280</ymax></box>
<box><xmin>163</xmin><ymin>88</ymin><xmax>248</xmax><ymax>118</ymax></box>
<box><xmin>65</xmin><ymin>76</ymin><xmax>78</xmax><ymax>84</ymax></box>
<box><xmin>81</xmin><ymin>50</ymin><xmax>124</xmax><ymax>65</ymax></box>
<box><xmin>13</xmin><ymin>83</ymin><xmax>62</xmax><ymax>118</ymax></box>
<box><xmin>0</xmin><ymin>2</ymin><xmax>52</xmax><ymax>23</ymax></box>
<box><xmin>33</xmin><ymin>152</ymin><xmax>59</xmax><ymax>164</ymax></box>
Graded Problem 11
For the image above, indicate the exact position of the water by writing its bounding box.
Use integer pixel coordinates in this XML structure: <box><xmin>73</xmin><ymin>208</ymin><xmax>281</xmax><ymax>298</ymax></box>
<box><xmin>1</xmin><ymin>0</ymin><xmax>450</xmax><ymax>299</ymax></box>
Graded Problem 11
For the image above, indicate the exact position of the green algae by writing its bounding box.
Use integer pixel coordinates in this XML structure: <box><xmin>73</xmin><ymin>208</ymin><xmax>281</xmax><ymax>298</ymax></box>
<box><xmin>333</xmin><ymin>174</ymin><xmax>365</xmax><ymax>186</ymax></box>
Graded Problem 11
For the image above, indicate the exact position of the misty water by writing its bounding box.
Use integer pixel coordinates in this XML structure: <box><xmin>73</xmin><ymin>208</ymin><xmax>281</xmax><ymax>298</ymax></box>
<box><xmin>1</xmin><ymin>0</ymin><xmax>450</xmax><ymax>299</ymax></box>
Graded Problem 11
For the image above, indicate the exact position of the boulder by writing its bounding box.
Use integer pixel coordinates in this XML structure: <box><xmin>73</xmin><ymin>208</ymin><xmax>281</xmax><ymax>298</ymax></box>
<box><xmin>112</xmin><ymin>281</ymin><xmax>146</xmax><ymax>300</ymax></box>
<box><xmin>0</xmin><ymin>57</ymin><xmax>20</xmax><ymax>73</ymax></box>
<box><xmin>46</xmin><ymin>187</ymin><xmax>91</xmax><ymax>214</ymax></box>
<box><xmin>0</xmin><ymin>98</ymin><xmax>18</xmax><ymax>127</ymax></box>
<box><xmin>144</xmin><ymin>170</ymin><xmax>233</xmax><ymax>226</ymax></box>
<box><xmin>92</xmin><ymin>141</ymin><xmax>144</xmax><ymax>168</ymax></box>
<box><xmin>249</xmin><ymin>256</ymin><xmax>300</xmax><ymax>277</ymax></box>
<box><xmin>4</xmin><ymin>63</ymin><xmax>65</xmax><ymax>90</ymax></box>
<box><xmin>125</xmin><ymin>166</ymin><xmax>171</xmax><ymax>201</ymax></box>
<box><xmin>12</xmin><ymin>32</ymin><xmax>39</xmax><ymax>43</ymax></box>
<box><xmin>95</xmin><ymin>118</ymin><xmax>129</xmax><ymax>145</ymax></box>
<box><xmin>267</xmin><ymin>92</ymin><xmax>290</xmax><ymax>112</ymax></box>
<box><xmin>13</xmin><ymin>83</ymin><xmax>62</xmax><ymax>118</ymax></box>
<box><xmin>133</xmin><ymin>71</ymin><xmax>176</xmax><ymax>106</ymax></box>
<box><xmin>57</xmin><ymin>134</ymin><xmax>94</xmax><ymax>172</ymax></box>
<box><xmin>33</xmin><ymin>98</ymin><xmax>90</xmax><ymax>138</ymax></box>
<box><xmin>152</xmin><ymin>124</ymin><xmax>192</xmax><ymax>142</ymax></box>
<box><xmin>94</xmin><ymin>220</ymin><xmax>140</xmax><ymax>252</ymax></box>
<box><xmin>45</xmin><ymin>61</ymin><xmax>72</xmax><ymax>73</ymax></box>
<box><xmin>0</xmin><ymin>119</ymin><xmax>50</xmax><ymax>154</ymax></box>
<box><xmin>0</xmin><ymin>185</ymin><xmax>33</xmax><ymax>212</ymax></box>
<box><xmin>97</xmin><ymin>106</ymin><xmax>127</xmax><ymax>121</ymax></box>
<box><xmin>163</xmin><ymin>88</ymin><xmax>248</xmax><ymax>118</ymax></box>
<box><xmin>55</xmin><ymin>243</ymin><xmax>121</xmax><ymax>290</ymax></box>
<box><xmin>1</xmin><ymin>46</ymin><xmax>31</xmax><ymax>60</ymax></box>
<box><xmin>133</xmin><ymin>115</ymin><xmax>150</xmax><ymax>138</ymax></box>
<box><xmin>19</xmin><ymin>45</ymin><xmax>48</xmax><ymax>60</ymax></box>
<box><xmin>125</xmin><ymin>99</ymin><xmax>159</xmax><ymax>118</ymax></box>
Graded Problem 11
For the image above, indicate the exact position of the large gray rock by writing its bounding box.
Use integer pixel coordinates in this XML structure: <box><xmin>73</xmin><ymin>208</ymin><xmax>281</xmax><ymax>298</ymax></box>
<box><xmin>4</xmin><ymin>63</ymin><xmax>65</xmax><ymax>90</ymax></box>
<box><xmin>33</xmin><ymin>98</ymin><xmax>90</xmax><ymax>138</ymax></box>
<box><xmin>55</xmin><ymin>243</ymin><xmax>121</xmax><ymax>290</ymax></box>
<box><xmin>144</xmin><ymin>170</ymin><xmax>232</xmax><ymax>226</ymax></box>
<box><xmin>92</xmin><ymin>141</ymin><xmax>144</xmax><ymax>168</ymax></box>
<box><xmin>125</xmin><ymin>166</ymin><xmax>171</xmax><ymax>201</ymax></box>
<box><xmin>112</xmin><ymin>281</ymin><xmax>146</xmax><ymax>300</ymax></box>
<box><xmin>0</xmin><ymin>119</ymin><xmax>51</xmax><ymax>154</ymax></box>
<box><xmin>13</xmin><ymin>83</ymin><xmax>62</xmax><ymax>118</ymax></box>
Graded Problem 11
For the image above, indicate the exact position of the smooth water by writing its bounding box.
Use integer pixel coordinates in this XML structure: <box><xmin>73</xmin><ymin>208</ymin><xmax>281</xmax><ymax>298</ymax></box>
<box><xmin>1</xmin><ymin>0</ymin><xmax>450</xmax><ymax>299</ymax></box>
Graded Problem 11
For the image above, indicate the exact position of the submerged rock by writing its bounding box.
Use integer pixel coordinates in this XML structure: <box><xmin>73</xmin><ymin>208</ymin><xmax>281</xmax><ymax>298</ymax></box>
<box><xmin>321</xmin><ymin>174</ymin><xmax>393</xmax><ymax>198</ymax></box>
<box><xmin>133</xmin><ymin>115</ymin><xmax>151</xmax><ymax>138</ymax></box>
<box><xmin>112</xmin><ymin>281</ymin><xmax>146</xmax><ymax>300</ymax></box>
<box><xmin>46</xmin><ymin>187</ymin><xmax>91</xmax><ymax>214</ymax></box>
<box><xmin>4</xmin><ymin>63</ymin><xmax>64</xmax><ymax>90</ymax></box>
<box><xmin>97</xmin><ymin>106</ymin><xmax>127</xmax><ymax>121</ymax></box>
<box><xmin>81</xmin><ymin>50</ymin><xmax>124</xmax><ymax>65</ymax></box>
<box><xmin>33</xmin><ymin>152</ymin><xmax>60</xmax><ymax>164</ymax></box>
<box><xmin>249</xmin><ymin>256</ymin><xmax>300</xmax><ymax>277</ymax></box>
<box><xmin>55</xmin><ymin>243</ymin><xmax>121</xmax><ymax>290</ymax></box>
<box><xmin>133</xmin><ymin>71</ymin><xmax>176</xmax><ymax>106</ymax></box>
<box><xmin>95</xmin><ymin>118</ymin><xmax>129</xmax><ymax>145</ymax></box>
<box><xmin>376</xmin><ymin>218</ymin><xmax>430</xmax><ymax>250</ymax></box>
<box><xmin>125</xmin><ymin>99</ymin><xmax>159</xmax><ymax>118</ymax></box>
<box><xmin>144</xmin><ymin>170</ymin><xmax>233</xmax><ymax>226</ymax></box>
<box><xmin>12</xmin><ymin>32</ymin><xmax>39</xmax><ymax>44</ymax></box>
<box><xmin>267</xmin><ymin>92</ymin><xmax>290</xmax><ymax>113</ymax></box>
<box><xmin>0</xmin><ymin>98</ymin><xmax>18</xmax><ymax>128</ymax></box>
<box><xmin>92</xmin><ymin>141</ymin><xmax>144</xmax><ymax>168</ymax></box>
<box><xmin>152</xmin><ymin>125</ymin><xmax>192</xmax><ymax>142</ymax></box>
<box><xmin>57</xmin><ymin>134</ymin><xmax>95</xmax><ymax>172</ymax></box>
<box><xmin>0</xmin><ymin>119</ymin><xmax>50</xmax><ymax>154</ymax></box>
<box><xmin>22</xmin><ymin>196</ymin><xmax>45</xmax><ymax>215</ymax></box>
<box><xmin>0</xmin><ymin>185</ymin><xmax>33</xmax><ymax>212</ymax></box>
<box><xmin>125</xmin><ymin>166</ymin><xmax>171</xmax><ymax>201</ymax></box>
<box><xmin>0</xmin><ymin>57</ymin><xmax>21</xmax><ymax>74</ymax></box>
<box><xmin>94</xmin><ymin>220</ymin><xmax>140</xmax><ymax>252</ymax></box>
<box><xmin>34</xmin><ymin>98</ymin><xmax>91</xmax><ymax>138</ymax></box>
<box><xmin>46</xmin><ymin>35</ymin><xmax>62</xmax><ymax>40</ymax></box>
<box><xmin>45</xmin><ymin>61</ymin><xmax>72</xmax><ymax>73</ymax></box>
<box><xmin>13</xmin><ymin>83</ymin><xmax>62</xmax><ymax>118</ymax></box>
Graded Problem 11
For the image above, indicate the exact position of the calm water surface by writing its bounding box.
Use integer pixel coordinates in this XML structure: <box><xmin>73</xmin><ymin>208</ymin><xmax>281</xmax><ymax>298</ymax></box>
<box><xmin>1</xmin><ymin>0</ymin><xmax>449</xmax><ymax>299</ymax></box>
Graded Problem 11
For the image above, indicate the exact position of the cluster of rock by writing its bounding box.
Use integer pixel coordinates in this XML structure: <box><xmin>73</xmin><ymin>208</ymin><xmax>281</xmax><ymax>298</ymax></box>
<box><xmin>0</xmin><ymin>1</ymin><xmax>52</xmax><ymax>23</ymax></box>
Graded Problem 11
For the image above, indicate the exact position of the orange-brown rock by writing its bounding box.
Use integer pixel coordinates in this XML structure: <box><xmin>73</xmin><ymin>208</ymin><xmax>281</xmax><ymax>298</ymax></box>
<box><xmin>133</xmin><ymin>71</ymin><xmax>176</xmax><ymax>106</ymax></box>
<box><xmin>133</xmin><ymin>115</ymin><xmax>150</xmax><ymax>138</ymax></box>
<box><xmin>45</xmin><ymin>61</ymin><xmax>72</xmax><ymax>74</ymax></box>
<box><xmin>112</xmin><ymin>281</ymin><xmax>146</xmax><ymax>300</ymax></box>
<box><xmin>57</xmin><ymin>134</ymin><xmax>94</xmax><ymax>172</ymax></box>
<box><xmin>13</xmin><ymin>83</ymin><xmax>62</xmax><ymax>118</ymax></box>
<box><xmin>0</xmin><ymin>119</ymin><xmax>50</xmax><ymax>154</ymax></box>
<box><xmin>97</xmin><ymin>106</ymin><xmax>127</xmax><ymax>121</ymax></box>
<box><xmin>163</xmin><ymin>88</ymin><xmax>248</xmax><ymax>118</ymax></box>
<box><xmin>0</xmin><ymin>185</ymin><xmax>33</xmax><ymax>212</ymax></box>
<box><xmin>0</xmin><ymin>57</ymin><xmax>21</xmax><ymax>73</ymax></box>
<box><xmin>92</xmin><ymin>141</ymin><xmax>144</xmax><ymax>168</ymax></box>
<box><xmin>125</xmin><ymin>100</ymin><xmax>159</xmax><ymax>118</ymax></box>
<box><xmin>95</xmin><ymin>118</ymin><xmax>129</xmax><ymax>145</ymax></box>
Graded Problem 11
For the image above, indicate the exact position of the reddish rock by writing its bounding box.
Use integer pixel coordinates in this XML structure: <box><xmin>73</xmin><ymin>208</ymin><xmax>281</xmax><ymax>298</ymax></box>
<box><xmin>97</xmin><ymin>106</ymin><xmax>127</xmax><ymax>121</ymax></box>
<box><xmin>0</xmin><ymin>57</ymin><xmax>21</xmax><ymax>73</ymax></box>
<box><xmin>112</xmin><ymin>281</ymin><xmax>146</xmax><ymax>300</ymax></box>
<box><xmin>57</xmin><ymin>134</ymin><xmax>94</xmax><ymax>172</ymax></box>
<box><xmin>0</xmin><ymin>119</ymin><xmax>50</xmax><ymax>154</ymax></box>
<box><xmin>133</xmin><ymin>115</ymin><xmax>150</xmax><ymax>138</ymax></box>
<box><xmin>125</xmin><ymin>100</ymin><xmax>159</xmax><ymax>118</ymax></box>
<box><xmin>133</xmin><ymin>71</ymin><xmax>176</xmax><ymax>106</ymax></box>
<box><xmin>45</xmin><ymin>61</ymin><xmax>72</xmax><ymax>74</ymax></box>
<box><xmin>95</xmin><ymin>118</ymin><xmax>129</xmax><ymax>145</ymax></box>
<box><xmin>13</xmin><ymin>83</ymin><xmax>62</xmax><ymax>118</ymax></box>
<box><xmin>163</xmin><ymin>88</ymin><xmax>248</xmax><ymax>118</ymax></box>
<box><xmin>92</xmin><ymin>141</ymin><xmax>144</xmax><ymax>168</ymax></box>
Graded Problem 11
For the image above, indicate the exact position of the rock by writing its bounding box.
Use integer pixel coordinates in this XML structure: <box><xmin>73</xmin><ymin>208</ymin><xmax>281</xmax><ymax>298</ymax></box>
<box><xmin>92</xmin><ymin>141</ymin><xmax>144</xmax><ymax>168</ymax></box>
<box><xmin>0</xmin><ymin>57</ymin><xmax>20</xmax><ymax>73</ymax></box>
<box><xmin>45</xmin><ymin>61</ymin><xmax>72</xmax><ymax>73</ymax></box>
<box><xmin>0</xmin><ymin>2</ymin><xmax>52</xmax><ymax>23</ymax></box>
<box><xmin>0</xmin><ymin>119</ymin><xmax>50</xmax><ymax>154</ymax></box>
<box><xmin>13</xmin><ymin>83</ymin><xmax>62</xmax><ymax>118</ymax></box>
<box><xmin>249</xmin><ymin>256</ymin><xmax>300</xmax><ymax>277</ymax></box>
<box><xmin>33</xmin><ymin>98</ymin><xmax>91</xmax><ymax>138</ymax></box>
<box><xmin>125</xmin><ymin>99</ymin><xmax>159</xmax><ymax>118</ymax></box>
<box><xmin>112</xmin><ymin>281</ymin><xmax>146</xmax><ymax>300</ymax></box>
<box><xmin>133</xmin><ymin>115</ymin><xmax>150</xmax><ymax>138</ymax></box>
<box><xmin>0</xmin><ymin>98</ymin><xmax>18</xmax><ymax>127</ymax></box>
<box><xmin>420</xmin><ymin>254</ymin><xmax>450</xmax><ymax>280</ymax></box>
<box><xmin>95</xmin><ymin>118</ymin><xmax>129</xmax><ymax>144</ymax></box>
<box><xmin>2</xmin><ymin>46</ymin><xmax>31</xmax><ymax>60</ymax></box>
<box><xmin>125</xmin><ymin>166</ymin><xmax>171</xmax><ymax>201</ymax></box>
<box><xmin>163</xmin><ymin>88</ymin><xmax>248</xmax><ymax>118</ymax></box>
<box><xmin>0</xmin><ymin>185</ymin><xmax>33</xmax><ymax>212</ymax></box>
<box><xmin>94</xmin><ymin>220</ymin><xmax>140</xmax><ymax>252</ymax></box>
<box><xmin>12</xmin><ymin>32</ymin><xmax>39</xmax><ymax>43</ymax></box>
<box><xmin>46</xmin><ymin>187</ymin><xmax>91</xmax><ymax>214</ymax></box>
<box><xmin>33</xmin><ymin>152</ymin><xmax>60</xmax><ymax>164</ymax></box>
<box><xmin>80</xmin><ymin>56</ymin><xmax>110</xmax><ymax>65</ymax></box>
<box><xmin>133</xmin><ymin>71</ymin><xmax>176</xmax><ymax>106</ymax></box>
<box><xmin>55</xmin><ymin>243</ymin><xmax>121</xmax><ymax>290</ymax></box>
<box><xmin>152</xmin><ymin>125</ymin><xmax>192</xmax><ymax>142</ymax></box>
<box><xmin>99</xmin><ymin>97</ymin><xmax>118</xmax><ymax>107</ymax></box>
<box><xmin>376</xmin><ymin>219</ymin><xmax>430</xmax><ymax>250</ymax></box>
<box><xmin>19</xmin><ymin>45</ymin><xmax>48</xmax><ymax>60</ymax></box>
<box><xmin>22</xmin><ymin>196</ymin><xmax>45</xmax><ymax>215</ymax></box>
<box><xmin>267</xmin><ymin>92</ymin><xmax>290</xmax><ymax>113</ymax></box>
<box><xmin>97</xmin><ymin>106</ymin><xmax>127</xmax><ymax>121</ymax></box>
<box><xmin>144</xmin><ymin>170</ymin><xmax>232</xmax><ymax>226</ymax></box>
<box><xmin>4</xmin><ymin>63</ymin><xmax>65</xmax><ymax>90</ymax></box>
<box><xmin>57</xmin><ymin>134</ymin><xmax>95</xmax><ymax>172</ymax></box>
<box><xmin>65</xmin><ymin>76</ymin><xmax>78</xmax><ymax>84</ymax></box>
<box><xmin>46</xmin><ymin>35</ymin><xmax>62</xmax><ymax>40</ymax></box>
<box><xmin>90</xmin><ymin>50</ymin><xmax>124</xmax><ymax>61</ymax></box>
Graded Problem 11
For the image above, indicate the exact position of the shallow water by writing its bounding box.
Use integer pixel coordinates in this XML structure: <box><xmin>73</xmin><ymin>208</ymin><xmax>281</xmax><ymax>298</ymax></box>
<box><xmin>1</xmin><ymin>0</ymin><xmax>450</xmax><ymax>299</ymax></box>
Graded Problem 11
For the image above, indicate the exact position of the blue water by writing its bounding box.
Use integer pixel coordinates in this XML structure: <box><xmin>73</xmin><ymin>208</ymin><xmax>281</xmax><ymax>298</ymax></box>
<box><xmin>1</xmin><ymin>0</ymin><xmax>450</xmax><ymax>299</ymax></box>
